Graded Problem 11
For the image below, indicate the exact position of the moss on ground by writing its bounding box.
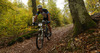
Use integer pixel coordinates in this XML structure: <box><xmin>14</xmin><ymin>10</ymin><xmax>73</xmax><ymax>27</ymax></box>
<box><xmin>84</xmin><ymin>20</ymin><xmax>97</xmax><ymax>30</ymax></box>
<box><xmin>24</xmin><ymin>35</ymin><xmax>31</xmax><ymax>39</ymax></box>
<box><xmin>16</xmin><ymin>37</ymin><xmax>24</xmax><ymax>42</ymax></box>
<box><xmin>6</xmin><ymin>31</ymin><xmax>37</xmax><ymax>47</ymax></box>
<box><xmin>86</xmin><ymin>29</ymin><xmax>95</xmax><ymax>34</ymax></box>
<box><xmin>7</xmin><ymin>40</ymin><xmax>16</xmax><ymax>46</ymax></box>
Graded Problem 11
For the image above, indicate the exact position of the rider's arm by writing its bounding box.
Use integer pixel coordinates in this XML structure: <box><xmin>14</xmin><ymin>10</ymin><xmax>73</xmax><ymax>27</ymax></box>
<box><xmin>34</xmin><ymin>11</ymin><xmax>40</xmax><ymax>22</ymax></box>
<box><xmin>48</xmin><ymin>13</ymin><xmax>50</xmax><ymax>21</ymax></box>
<box><xmin>34</xmin><ymin>15</ymin><xmax>38</xmax><ymax>22</ymax></box>
<box><xmin>45</xmin><ymin>9</ymin><xmax>50</xmax><ymax>21</ymax></box>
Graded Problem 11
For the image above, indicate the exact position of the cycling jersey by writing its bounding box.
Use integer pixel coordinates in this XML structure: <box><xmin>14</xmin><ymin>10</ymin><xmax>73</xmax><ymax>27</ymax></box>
<box><xmin>36</xmin><ymin>9</ymin><xmax>49</xmax><ymax>21</ymax></box>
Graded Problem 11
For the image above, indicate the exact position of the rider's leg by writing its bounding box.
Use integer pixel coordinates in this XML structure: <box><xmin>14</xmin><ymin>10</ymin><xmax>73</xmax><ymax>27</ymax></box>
<box><xmin>42</xmin><ymin>23</ymin><xmax>45</xmax><ymax>31</ymax></box>
<box><xmin>47</xmin><ymin>23</ymin><xmax>52</xmax><ymax>34</ymax></box>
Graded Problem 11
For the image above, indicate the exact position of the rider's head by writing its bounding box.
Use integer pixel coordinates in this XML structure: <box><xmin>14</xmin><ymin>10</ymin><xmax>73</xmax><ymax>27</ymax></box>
<box><xmin>37</xmin><ymin>5</ymin><xmax>42</xmax><ymax>12</ymax></box>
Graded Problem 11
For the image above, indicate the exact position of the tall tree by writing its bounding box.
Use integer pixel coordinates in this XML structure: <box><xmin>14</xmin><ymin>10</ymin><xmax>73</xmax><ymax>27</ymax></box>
<box><xmin>42</xmin><ymin>0</ymin><xmax>44</xmax><ymax>7</ymax></box>
<box><xmin>31</xmin><ymin>0</ymin><xmax>37</xmax><ymax>16</ymax></box>
<box><xmin>28</xmin><ymin>0</ymin><xmax>40</xmax><ymax>16</ymax></box>
<box><xmin>68</xmin><ymin>0</ymin><xmax>97</xmax><ymax>37</ymax></box>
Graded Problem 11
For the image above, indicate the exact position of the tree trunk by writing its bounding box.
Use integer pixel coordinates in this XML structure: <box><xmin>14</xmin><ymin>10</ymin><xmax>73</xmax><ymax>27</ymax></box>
<box><xmin>68</xmin><ymin>0</ymin><xmax>97</xmax><ymax>37</ymax></box>
<box><xmin>31</xmin><ymin>0</ymin><xmax>37</xmax><ymax>16</ymax></box>
<box><xmin>42</xmin><ymin>0</ymin><xmax>44</xmax><ymax>7</ymax></box>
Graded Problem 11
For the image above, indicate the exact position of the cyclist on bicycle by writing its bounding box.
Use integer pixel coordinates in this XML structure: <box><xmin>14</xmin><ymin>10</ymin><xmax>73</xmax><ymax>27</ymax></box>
<box><xmin>33</xmin><ymin>5</ymin><xmax>52</xmax><ymax>36</ymax></box>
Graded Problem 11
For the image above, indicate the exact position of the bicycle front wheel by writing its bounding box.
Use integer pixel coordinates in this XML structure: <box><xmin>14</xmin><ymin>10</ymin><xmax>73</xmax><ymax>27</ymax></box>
<box><xmin>36</xmin><ymin>31</ymin><xmax>44</xmax><ymax>50</ymax></box>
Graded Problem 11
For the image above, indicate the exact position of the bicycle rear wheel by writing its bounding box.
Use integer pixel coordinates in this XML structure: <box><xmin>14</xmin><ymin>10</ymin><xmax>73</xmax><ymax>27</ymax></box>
<box><xmin>36</xmin><ymin>31</ymin><xmax>44</xmax><ymax>50</ymax></box>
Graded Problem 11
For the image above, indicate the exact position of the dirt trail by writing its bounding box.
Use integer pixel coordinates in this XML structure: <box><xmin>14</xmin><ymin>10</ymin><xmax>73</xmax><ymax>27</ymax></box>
<box><xmin>0</xmin><ymin>24</ymin><xmax>73</xmax><ymax>53</ymax></box>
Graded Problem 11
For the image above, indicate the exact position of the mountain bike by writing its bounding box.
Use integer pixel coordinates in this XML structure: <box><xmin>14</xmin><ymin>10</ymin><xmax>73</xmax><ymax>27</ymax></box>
<box><xmin>34</xmin><ymin>20</ymin><xmax>51</xmax><ymax>50</ymax></box>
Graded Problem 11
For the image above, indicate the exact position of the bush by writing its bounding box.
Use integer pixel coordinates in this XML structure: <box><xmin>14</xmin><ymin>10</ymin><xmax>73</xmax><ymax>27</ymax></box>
<box><xmin>16</xmin><ymin>37</ymin><xmax>24</xmax><ymax>42</ymax></box>
<box><xmin>7</xmin><ymin>40</ymin><xmax>16</xmax><ymax>46</ymax></box>
<box><xmin>24</xmin><ymin>35</ymin><xmax>32</xmax><ymax>39</ymax></box>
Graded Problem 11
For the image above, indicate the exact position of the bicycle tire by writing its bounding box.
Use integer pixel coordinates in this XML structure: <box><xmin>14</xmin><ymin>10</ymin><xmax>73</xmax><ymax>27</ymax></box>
<box><xmin>36</xmin><ymin>31</ymin><xmax>44</xmax><ymax>50</ymax></box>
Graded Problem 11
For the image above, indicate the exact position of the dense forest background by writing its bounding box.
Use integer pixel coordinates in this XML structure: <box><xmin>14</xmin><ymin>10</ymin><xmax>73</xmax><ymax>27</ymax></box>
<box><xmin>0</xmin><ymin>0</ymin><xmax>73</xmax><ymax>40</ymax></box>
<box><xmin>0</xmin><ymin>0</ymin><xmax>100</xmax><ymax>49</ymax></box>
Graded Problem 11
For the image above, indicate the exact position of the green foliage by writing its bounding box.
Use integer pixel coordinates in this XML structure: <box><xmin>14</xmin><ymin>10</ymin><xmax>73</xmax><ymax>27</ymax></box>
<box><xmin>0</xmin><ymin>0</ymin><xmax>33</xmax><ymax>39</ymax></box>
<box><xmin>86</xmin><ymin>0</ymin><xmax>100</xmax><ymax>15</ymax></box>
<box><xmin>47</xmin><ymin>0</ymin><xmax>63</xmax><ymax>26</ymax></box>
<box><xmin>63</xmin><ymin>0</ymin><xmax>73</xmax><ymax>24</ymax></box>
<box><xmin>28</xmin><ymin>30</ymin><xmax>37</xmax><ymax>35</ymax></box>
<box><xmin>0</xmin><ymin>0</ymin><xmax>71</xmax><ymax>47</ymax></box>
<box><xmin>21</xmin><ymin>30</ymin><xmax>37</xmax><ymax>39</ymax></box>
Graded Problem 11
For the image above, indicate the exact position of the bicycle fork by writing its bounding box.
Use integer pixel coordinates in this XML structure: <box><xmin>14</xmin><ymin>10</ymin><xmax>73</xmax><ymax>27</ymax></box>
<box><xmin>39</xmin><ymin>27</ymin><xmax>44</xmax><ymax>40</ymax></box>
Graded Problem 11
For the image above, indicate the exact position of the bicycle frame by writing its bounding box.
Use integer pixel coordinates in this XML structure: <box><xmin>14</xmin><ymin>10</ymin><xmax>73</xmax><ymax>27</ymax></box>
<box><xmin>38</xmin><ymin>20</ymin><xmax>48</xmax><ymax>37</ymax></box>
<box><xmin>35</xmin><ymin>20</ymin><xmax>50</xmax><ymax>50</ymax></box>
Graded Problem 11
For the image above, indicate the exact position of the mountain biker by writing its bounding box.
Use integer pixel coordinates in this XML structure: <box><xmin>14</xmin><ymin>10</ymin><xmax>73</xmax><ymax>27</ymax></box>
<box><xmin>33</xmin><ymin>5</ymin><xmax>52</xmax><ymax>36</ymax></box>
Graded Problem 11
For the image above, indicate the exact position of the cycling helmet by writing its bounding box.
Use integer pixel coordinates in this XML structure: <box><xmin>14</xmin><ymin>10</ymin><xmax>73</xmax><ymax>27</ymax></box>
<box><xmin>37</xmin><ymin>5</ymin><xmax>42</xmax><ymax>9</ymax></box>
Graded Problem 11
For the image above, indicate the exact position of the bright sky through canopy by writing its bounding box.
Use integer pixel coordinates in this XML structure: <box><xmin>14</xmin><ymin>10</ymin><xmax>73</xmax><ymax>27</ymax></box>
<box><xmin>21</xmin><ymin>0</ymin><xmax>65</xmax><ymax>10</ymax></box>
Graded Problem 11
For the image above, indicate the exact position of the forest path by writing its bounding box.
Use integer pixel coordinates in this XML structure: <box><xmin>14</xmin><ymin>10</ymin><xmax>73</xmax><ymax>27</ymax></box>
<box><xmin>0</xmin><ymin>24</ymin><xmax>73</xmax><ymax>53</ymax></box>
